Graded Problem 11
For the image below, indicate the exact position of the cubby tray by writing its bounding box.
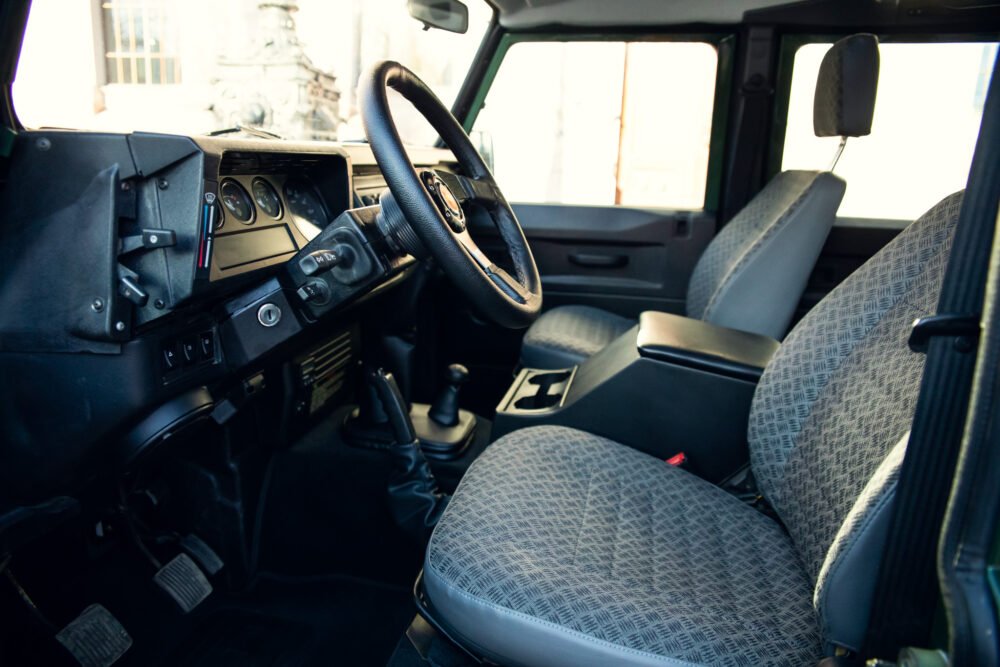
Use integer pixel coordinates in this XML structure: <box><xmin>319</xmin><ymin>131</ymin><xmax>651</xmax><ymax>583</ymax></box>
<box><xmin>497</xmin><ymin>367</ymin><xmax>577</xmax><ymax>414</ymax></box>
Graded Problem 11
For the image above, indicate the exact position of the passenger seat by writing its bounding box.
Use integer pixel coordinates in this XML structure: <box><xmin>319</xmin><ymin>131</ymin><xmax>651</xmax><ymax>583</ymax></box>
<box><xmin>521</xmin><ymin>33</ymin><xmax>880</xmax><ymax>369</ymax></box>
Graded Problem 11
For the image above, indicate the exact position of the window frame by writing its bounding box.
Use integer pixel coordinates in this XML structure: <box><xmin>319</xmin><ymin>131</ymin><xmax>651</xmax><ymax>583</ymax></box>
<box><xmin>767</xmin><ymin>31</ymin><xmax>997</xmax><ymax>227</ymax></box>
<box><xmin>460</xmin><ymin>30</ymin><xmax>735</xmax><ymax>213</ymax></box>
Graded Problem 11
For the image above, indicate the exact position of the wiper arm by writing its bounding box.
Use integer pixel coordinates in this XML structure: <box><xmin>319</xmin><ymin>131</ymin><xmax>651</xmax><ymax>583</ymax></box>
<box><xmin>207</xmin><ymin>124</ymin><xmax>284</xmax><ymax>140</ymax></box>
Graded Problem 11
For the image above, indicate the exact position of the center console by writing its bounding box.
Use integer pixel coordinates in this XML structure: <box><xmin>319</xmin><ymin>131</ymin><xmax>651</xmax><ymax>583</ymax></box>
<box><xmin>494</xmin><ymin>312</ymin><xmax>781</xmax><ymax>482</ymax></box>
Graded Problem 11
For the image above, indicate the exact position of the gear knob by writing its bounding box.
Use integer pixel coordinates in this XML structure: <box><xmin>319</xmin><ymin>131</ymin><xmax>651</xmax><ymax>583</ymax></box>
<box><xmin>428</xmin><ymin>363</ymin><xmax>470</xmax><ymax>427</ymax></box>
<box><xmin>445</xmin><ymin>363</ymin><xmax>469</xmax><ymax>386</ymax></box>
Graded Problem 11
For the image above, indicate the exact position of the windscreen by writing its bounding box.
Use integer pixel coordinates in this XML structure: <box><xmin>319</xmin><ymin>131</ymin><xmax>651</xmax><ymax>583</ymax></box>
<box><xmin>13</xmin><ymin>0</ymin><xmax>492</xmax><ymax>146</ymax></box>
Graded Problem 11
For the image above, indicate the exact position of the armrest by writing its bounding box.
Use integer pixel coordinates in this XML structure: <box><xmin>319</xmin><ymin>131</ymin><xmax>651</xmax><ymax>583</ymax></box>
<box><xmin>636</xmin><ymin>312</ymin><xmax>780</xmax><ymax>382</ymax></box>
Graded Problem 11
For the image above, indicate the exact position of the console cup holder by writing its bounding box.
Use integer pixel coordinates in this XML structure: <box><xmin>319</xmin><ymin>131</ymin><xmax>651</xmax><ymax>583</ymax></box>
<box><xmin>502</xmin><ymin>368</ymin><xmax>576</xmax><ymax>413</ymax></box>
<box><xmin>528</xmin><ymin>370</ymin><xmax>571</xmax><ymax>387</ymax></box>
<box><xmin>514</xmin><ymin>391</ymin><xmax>562</xmax><ymax>410</ymax></box>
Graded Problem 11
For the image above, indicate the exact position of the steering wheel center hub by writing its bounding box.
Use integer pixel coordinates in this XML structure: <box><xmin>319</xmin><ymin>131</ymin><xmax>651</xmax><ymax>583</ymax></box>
<box><xmin>422</xmin><ymin>171</ymin><xmax>466</xmax><ymax>232</ymax></box>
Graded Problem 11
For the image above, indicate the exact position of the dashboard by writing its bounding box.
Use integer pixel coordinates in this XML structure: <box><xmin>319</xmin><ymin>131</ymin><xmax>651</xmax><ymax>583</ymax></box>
<box><xmin>0</xmin><ymin>129</ymin><xmax>457</xmax><ymax>501</ymax></box>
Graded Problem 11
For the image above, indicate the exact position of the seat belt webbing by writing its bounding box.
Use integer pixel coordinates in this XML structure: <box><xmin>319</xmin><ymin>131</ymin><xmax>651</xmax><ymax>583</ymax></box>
<box><xmin>863</xmin><ymin>52</ymin><xmax>1000</xmax><ymax>659</ymax></box>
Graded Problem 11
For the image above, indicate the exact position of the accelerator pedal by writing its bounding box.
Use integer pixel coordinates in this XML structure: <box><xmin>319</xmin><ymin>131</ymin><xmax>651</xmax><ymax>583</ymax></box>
<box><xmin>153</xmin><ymin>553</ymin><xmax>212</xmax><ymax>613</ymax></box>
<box><xmin>179</xmin><ymin>534</ymin><xmax>224</xmax><ymax>576</ymax></box>
<box><xmin>55</xmin><ymin>604</ymin><xmax>132</xmax><ymax>667</ymax></box>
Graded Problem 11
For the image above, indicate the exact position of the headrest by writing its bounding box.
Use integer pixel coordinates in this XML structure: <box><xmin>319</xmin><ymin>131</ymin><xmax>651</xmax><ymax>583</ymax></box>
<box><xmin>813</xmin><ymin>34</ymin><xmax>880</xmax><ymax>137</ymax></box>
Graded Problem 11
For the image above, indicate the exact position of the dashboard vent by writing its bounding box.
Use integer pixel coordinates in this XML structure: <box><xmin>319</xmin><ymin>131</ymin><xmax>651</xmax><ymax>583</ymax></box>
<box><xmin>352</xmin><ymin>164</ymin><xmax>383</xmax><ymax>178</ymax></box>
<box><xmin>221</xmin><ymin>151</ymin><xmax>330</xmax><ymax>175</ymax></box>
<box><xmin>295</xmin><ymin>328</ymin><xmax>355</xmax><ymax>415</ymax></box>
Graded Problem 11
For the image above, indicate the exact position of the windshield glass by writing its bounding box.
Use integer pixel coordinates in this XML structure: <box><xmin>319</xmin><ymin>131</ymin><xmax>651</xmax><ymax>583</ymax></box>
<box><xmin>13</xmin><ymin>0</ymin><xmax>492</xmax><ymax>146</ymax></box>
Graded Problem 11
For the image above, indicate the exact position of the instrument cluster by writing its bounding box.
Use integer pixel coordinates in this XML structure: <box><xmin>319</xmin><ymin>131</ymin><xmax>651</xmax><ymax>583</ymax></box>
<box><xmin>216</xmin><ymin>175</ymin><xmax>329</xmax><ymax>241</ymax></box>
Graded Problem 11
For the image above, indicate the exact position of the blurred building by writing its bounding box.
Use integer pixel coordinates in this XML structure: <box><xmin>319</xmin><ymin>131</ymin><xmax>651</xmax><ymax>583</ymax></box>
<box><xmin>212</xmin><ymin>3</ymin><xmax>341</xmax><ymax>140</ymax></box>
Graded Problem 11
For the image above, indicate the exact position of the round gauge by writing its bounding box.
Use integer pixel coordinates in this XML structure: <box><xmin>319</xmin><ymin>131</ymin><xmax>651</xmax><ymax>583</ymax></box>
<box><xmin>213</xmin><ymin>200</ymin><xmax>225</xmax><ymax>231</ymax></box>
<box><xmin>284</xmin><ymin>178</ymin><xmax>327</xmax><ymax>240</ymax></box>
<box><xmin>220</xmin><ymin>179</ymin><xmax>255</xmax><ymax>224</ymax></box>
<box><xmin>252</xmin><ymin>178</ymin><xmax>282</xmax><ymax>219</ymax></box>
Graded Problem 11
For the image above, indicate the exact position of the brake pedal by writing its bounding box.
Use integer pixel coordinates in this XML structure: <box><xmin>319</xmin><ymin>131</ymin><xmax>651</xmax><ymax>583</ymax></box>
<box><xmin>153</xmin><ymin>553</ymin><xmax>212</xmax><ymax>613</ymax></box>
<box><xmin>56</xmin><ymin>604</ymin><xmax>132</xmax><ymax>667</ymax></box>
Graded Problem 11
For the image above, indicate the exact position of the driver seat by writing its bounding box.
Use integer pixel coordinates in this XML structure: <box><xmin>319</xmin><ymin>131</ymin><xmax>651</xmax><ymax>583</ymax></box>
<box><xmin>422</xmin><ymin>191</ymin><xmax>964</xmax><ymax>665</ymax></box>
<box><xmin>521</xmin><ymin>34</ymin><xmax>880</xmax><ymax>369</ymax></box>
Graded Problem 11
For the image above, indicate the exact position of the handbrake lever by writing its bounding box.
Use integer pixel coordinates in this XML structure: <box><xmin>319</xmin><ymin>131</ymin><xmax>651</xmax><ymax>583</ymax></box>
<box><xmin>370</xmin><ymin>368</ymin><xmax>417</xmax><ymax>444</ymax></box>
<box><xmin>369</xmin><ymin>368</ymin><xmax>448</xmax><ymax>542</ymax></box>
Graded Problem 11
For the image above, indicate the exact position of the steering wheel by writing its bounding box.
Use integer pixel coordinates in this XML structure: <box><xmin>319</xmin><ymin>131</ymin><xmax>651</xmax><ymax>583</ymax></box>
<box><xmin>358</xmin><ymin>61</ymin><xmax>542</xmax><ymax>329</ymax></box>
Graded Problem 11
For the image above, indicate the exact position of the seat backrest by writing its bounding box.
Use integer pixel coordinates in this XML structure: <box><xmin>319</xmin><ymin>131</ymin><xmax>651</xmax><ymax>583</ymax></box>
<box><xmin>686</xmin><ymin>33</ymin><xmax>880</xmax><ymax>339</ymax></box>
<box><xmin>747</xmin><ymin>191</ymin><xmax>964</xmax><ymax>652</ymax></box>
<box><xmin>685</xmin><ymin>170</ymin><xmax>845</xmax><ymax>337</ymax></box>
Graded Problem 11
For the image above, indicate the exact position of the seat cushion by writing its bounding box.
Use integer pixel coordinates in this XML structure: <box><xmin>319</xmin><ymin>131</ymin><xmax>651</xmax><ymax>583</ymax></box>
<box><xmin>424</xmin><ymin>426</ymin><xmax>821</xmax><ymax>667</ymax></box>
<box><xmin>521</xmin><ymin>305</ymin><xmax>635</xmax><ymax>369</ymax></box>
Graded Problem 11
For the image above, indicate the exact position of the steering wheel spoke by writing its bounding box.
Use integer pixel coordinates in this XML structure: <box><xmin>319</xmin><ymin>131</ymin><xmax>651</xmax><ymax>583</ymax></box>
<box><xmin>455</xmin><ymin>231</ymin><xmax>531</xmax><ymax>305</ymax></box>
<box><xmin>435</xmin><ymin>170</ymin><xmax>500</xmax><ymax>210</ymax></box>
<box><xmin>484</xmin><ymin>263</ymin><xmax>532</xmax><ymax>305</ymax></box>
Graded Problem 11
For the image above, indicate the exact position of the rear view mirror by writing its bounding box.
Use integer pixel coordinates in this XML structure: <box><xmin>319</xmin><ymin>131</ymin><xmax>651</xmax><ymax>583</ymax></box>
<box><xmin>408</xmin><ymin>0</ymin><xmax>470</xmax><ymax>34</ymax></box>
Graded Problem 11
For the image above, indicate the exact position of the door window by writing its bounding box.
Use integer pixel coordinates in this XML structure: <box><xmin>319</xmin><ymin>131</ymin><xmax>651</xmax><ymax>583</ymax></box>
<box><xmin>473</xmin><ymin>40</ymin><xmax>719</xmax><ymax>209</ymax></box>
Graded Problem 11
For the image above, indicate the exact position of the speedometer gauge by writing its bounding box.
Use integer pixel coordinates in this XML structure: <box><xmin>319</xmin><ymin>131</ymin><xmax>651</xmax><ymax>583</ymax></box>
<box><xmin>252</xmin><ymin>178</ymin><xmax>283</xmax><ymax>219</ymax></box>
<box><xmin>220</xmin><ymin>179</ymin><xmax>255</xmax><ymax>224</ymax></box>
<box><xmin>284</xmin><ymin>178</ymin><xmax>327</xmax><ymax>241</ymax></box>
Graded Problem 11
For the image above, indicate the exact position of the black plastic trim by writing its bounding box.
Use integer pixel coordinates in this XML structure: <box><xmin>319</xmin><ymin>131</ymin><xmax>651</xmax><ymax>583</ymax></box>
<box><xmin>636</xmin><ymin>311</ymin><xmax>780</xmax><ymax>382</ymax></box>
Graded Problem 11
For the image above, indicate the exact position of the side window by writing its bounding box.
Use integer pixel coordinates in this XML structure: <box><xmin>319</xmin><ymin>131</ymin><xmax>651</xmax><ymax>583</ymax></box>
<box><xmin>473</xmin><ymin>41</ymin><xmax>718</xmax><ymax>209</ymax></box>
<box><xmin>781</xmin><ymin>41</ymin><xmax>997</xmax><ymax>222</ymax></box>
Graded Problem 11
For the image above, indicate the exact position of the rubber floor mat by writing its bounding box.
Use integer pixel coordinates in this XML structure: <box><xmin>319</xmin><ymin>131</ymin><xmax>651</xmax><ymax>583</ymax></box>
<box><xmin>161</xmin><ymin>575</ymin><xmax>414</xmax><ymax>667</ymax></box>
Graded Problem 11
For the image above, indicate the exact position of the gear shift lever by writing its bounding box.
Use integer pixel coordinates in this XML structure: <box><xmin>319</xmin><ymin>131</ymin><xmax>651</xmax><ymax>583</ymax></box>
<box><xmin>428</xmin><ymin>363</ymin><xmax>469</xmax><ymax>427</ymax></box>
<box><xmin>410</xmin><ymin>363</ymin><xmax>478</xmax><ymax>460</ymax></box>
<box><xmin>369</xmin><ymin>368</ymin><xmax>448</xmax><ymax>542</ymax></box>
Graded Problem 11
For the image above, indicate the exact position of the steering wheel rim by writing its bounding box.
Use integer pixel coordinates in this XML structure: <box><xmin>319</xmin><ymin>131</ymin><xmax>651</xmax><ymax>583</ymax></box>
<box><xmin>359</xmin><ymin>60</ymin><xmax>542</xmax><ymax>329</ymax></box>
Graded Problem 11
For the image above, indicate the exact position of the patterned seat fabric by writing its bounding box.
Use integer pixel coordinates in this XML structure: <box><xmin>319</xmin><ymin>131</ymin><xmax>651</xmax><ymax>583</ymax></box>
<box><xmin>520</xmin><ymin>304</ymin><xmax>635</xmax><ymax>369</ymax></box>
<box><xmin>749</xmin><ymin>191</ymin><xmax>963</xmax><ymax>649</ymax></box>
<box><xmin>424</xmin><ymin>192</ymin><xmax>963</xmax><ymax>666</ymax></box>
<box><xmin>684</xmin><ymin>170</ymin><xmax>842</xmax><ymax>333</ymax></box>
<box><xmin>426</xmin><ymin>427</ymin><xmax>822</xmax><ymax>666</ymax></box>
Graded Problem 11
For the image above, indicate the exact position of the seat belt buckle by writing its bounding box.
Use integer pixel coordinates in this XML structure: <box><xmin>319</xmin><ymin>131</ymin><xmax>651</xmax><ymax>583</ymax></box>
<box><xmin>666</xmin><ymin>452</ymin><xmax>688</xmax><ymax>468</ymax></box>
<box><xmin>908</xmin><ymin>313</ymin><xmax>980</xmax><ymax>353</ymax></box>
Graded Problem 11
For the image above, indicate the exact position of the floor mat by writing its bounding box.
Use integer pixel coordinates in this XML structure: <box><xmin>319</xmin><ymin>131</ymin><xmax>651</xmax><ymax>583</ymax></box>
<box><xmin>162</xmin><ymin>574</ymin><xmax>415</xmax><ymax>667</ymax></box>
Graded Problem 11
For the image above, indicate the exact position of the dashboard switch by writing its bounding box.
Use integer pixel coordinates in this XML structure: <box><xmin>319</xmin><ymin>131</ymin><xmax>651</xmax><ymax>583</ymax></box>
<box><xmin>163</xmin><ymin>344</ymin><xmax>179</xmax><ymax>370</ymax></box>
<box><xmin>181</xmin><ymin>337</ymin><xmax>198</xmax><ymax>364</ymax></box>
<box><xmin>298</xmin><ymin>249</ymin><xmax>341</xmax><ymax>276</ymax></box>
<box><xmin>199</xmin><ymin>331</ymin><xmax>215</xmax><ymax>360</ymax></box>
<box><xmin>296</xmin><ymin>280</ymin><xmax>331</xmax><ymax>305</ymax></box>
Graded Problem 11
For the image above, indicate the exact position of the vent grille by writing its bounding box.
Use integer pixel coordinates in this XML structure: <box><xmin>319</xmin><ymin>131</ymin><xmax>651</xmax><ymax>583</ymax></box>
<box><xmin>352</xmin><ymin>164</ymin><xmax>383</xmax><ymax>178</ymax></box>
<box><xmin>296</xmin><ymin>329</ymin><xmax>354</xmax><ymax>414</ymax></box>
<box><xmin>221</xmin><ymin>151</ymin><xmax>333</xmax><ymax>175</ymax></box>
